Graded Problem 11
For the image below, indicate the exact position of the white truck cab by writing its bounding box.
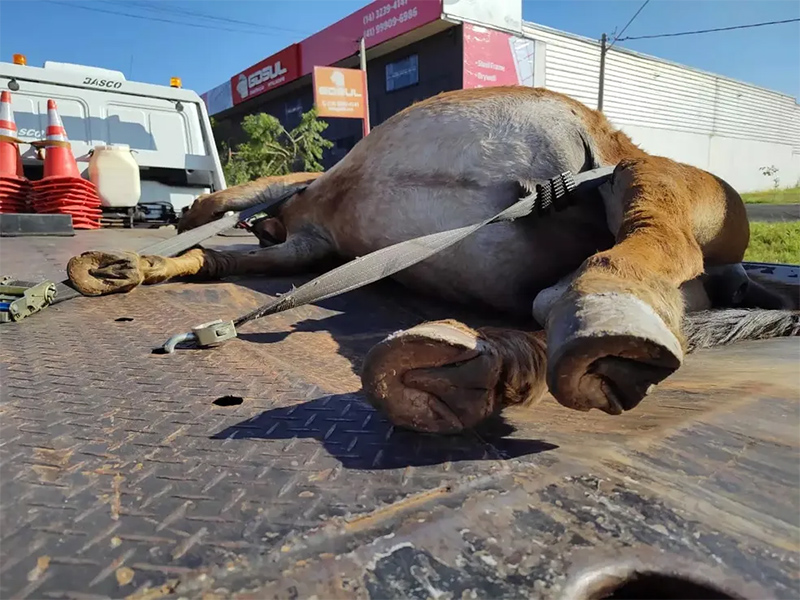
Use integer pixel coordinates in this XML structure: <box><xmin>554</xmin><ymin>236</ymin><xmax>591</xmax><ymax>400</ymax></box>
<box><xmin>0</xmin><ymin>56</ymin><xmax>226</xmax><ymax>220</ymax></box>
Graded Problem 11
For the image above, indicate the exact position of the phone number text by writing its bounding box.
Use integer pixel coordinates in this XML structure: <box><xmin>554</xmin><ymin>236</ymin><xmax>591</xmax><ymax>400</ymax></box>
<box><xmin>363</xmin><ymin>6</ymin><xmax>419</xmax><ymax>39</ymax></box>
<box><xmin>362</xmin><ymin>0</ymin><xmax>409</xmax><ymax>24</ymax></box>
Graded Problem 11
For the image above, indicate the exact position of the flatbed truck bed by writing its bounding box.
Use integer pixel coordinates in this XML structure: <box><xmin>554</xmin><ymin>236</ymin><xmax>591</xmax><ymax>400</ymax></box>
<box><xmin>0</xmin><ymin>229</ymin><xmax>797</xmax><ymax>599</ymax></box>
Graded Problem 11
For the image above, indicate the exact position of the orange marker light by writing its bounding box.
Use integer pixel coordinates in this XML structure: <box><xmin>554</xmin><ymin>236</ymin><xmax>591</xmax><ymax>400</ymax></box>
<box><xmin>170</xmin><ymin>77</ymin><xmax>182</xmax><ymax>88</ymax></box>
<box><xmin>12</xmin><ymin>54</ymin><xmax>27</xmax><ymax>66</ymax></box>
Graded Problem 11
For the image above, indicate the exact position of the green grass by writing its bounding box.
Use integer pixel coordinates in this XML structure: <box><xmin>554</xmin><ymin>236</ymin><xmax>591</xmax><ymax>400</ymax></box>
<box><xmin>744</xmin><ymin>221</ymin><xmax>800</xmax><ymax>265</ymax></box>
<box><xmin>741</xmin><ymin>186</ymin><xmax>800</xmax><ymax>205</ymax></box>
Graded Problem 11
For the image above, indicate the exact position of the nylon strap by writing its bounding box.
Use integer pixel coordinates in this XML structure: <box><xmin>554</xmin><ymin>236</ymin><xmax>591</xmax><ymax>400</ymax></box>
<box><xmin>232</xmin><ymin>167</ymin><xmax>615</xmax><ymax>329</ymax></box>
<box><xmin>0</xmin><ymin>134</ymin><xmax>23</xmax><ymax>145</ymax></box>
<box><xmin>0</xmin><ymin>136</ymin><xmax>67</xmax><ymax>148</ymax></box>
<box><xmin>0</xmin><ymin>137</ymin><xmax>73</xmax><ymax>149</ymax></box>
<box><xmin>29</xmin><ymin>139</ymin><xmax>72</xmax><ymax>150</ymax></box>
<box><xmin>49</xmin><ymin>183</ymin><xmax>309</xmax><ymax>305</ymax></box>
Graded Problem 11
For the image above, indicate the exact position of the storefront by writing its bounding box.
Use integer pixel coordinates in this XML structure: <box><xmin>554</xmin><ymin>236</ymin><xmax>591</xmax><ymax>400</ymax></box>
<box><xmin>203</xmin><ymin>0</ymin><xmax>799</xmax><ymax>190</ymax></box>
<box><xmin>204</xmin><ymin>0</ymin><xmax>537</xmax><ymax>168</ymax></box>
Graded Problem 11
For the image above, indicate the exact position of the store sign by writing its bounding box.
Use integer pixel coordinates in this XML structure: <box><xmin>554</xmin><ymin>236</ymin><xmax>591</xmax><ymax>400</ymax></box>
<box><xmin>313</xmin><ymin>66</ymin><xmax>367</xmax><ymax>119</ymax></box>
<box><xmin>231</xmin><ymin>45</ymin><xmax>301</xmax><ymax>105</ymax></box>
<box><xmin>301</xmin><ymin>0</ymin><xmax>443</xmax><ymax>75</ymax></box>
<box><xmin>462</xmin><ymin>23</ymin><xmax>535</xmax><ymax>89</ymax></box>
<box><xmin>202</xmin><ymin>80</ymin><xmax>234</xmax><ymax>115</ymax></box>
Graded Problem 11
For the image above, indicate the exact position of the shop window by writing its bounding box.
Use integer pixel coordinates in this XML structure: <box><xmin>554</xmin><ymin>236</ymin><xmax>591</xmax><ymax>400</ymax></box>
<box><xmin>334</xmin><ymin>135</ymin><xmax>357</xmax><ymax>152</ymax></box>
<box><xmin>385</xmin><ymin>54</ymin><xmax>419</xmax><ymax>92</ymax></box>
<box><xmin>285</xmin><ymin>98</ymin><xmax>304</xmax><ymax>128</ymax></box>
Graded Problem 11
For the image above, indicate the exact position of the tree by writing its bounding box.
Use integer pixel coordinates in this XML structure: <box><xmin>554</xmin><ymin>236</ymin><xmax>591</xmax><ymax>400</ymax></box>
<box><xmin>214</xmin><ymin>109</ymin><xmax>333</xmax><ymax>186</ymax></box>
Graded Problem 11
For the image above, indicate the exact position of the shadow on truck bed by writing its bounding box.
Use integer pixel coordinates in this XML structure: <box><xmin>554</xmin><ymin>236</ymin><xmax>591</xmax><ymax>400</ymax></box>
<box><xmin>211</xmin><ymin>393</ymin><xmax>559</xmax><ymax>470</ymax></box>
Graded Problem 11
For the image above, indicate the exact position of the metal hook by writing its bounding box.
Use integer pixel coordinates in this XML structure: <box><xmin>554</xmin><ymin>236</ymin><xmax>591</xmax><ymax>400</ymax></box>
<box><xmin>155</xmin><ymin>319</ymin><xmax>237</xmax><ymax>354</ymax></box>
<box><xmin>157</xmin><ymin>331</ymin><xmax>196</xmax><ymax>354</ymax></box>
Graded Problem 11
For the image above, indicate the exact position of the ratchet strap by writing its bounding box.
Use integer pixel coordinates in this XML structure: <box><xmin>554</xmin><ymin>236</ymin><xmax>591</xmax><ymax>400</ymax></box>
<box><xmin>49</xmin><ymin>182</ymin><xmax>309</xmax><ymax>306</ymax></box>
<box><xmin>157</xmin><ymin>166</ymin><xmax>616</xmax><ymax>353</ymax></box>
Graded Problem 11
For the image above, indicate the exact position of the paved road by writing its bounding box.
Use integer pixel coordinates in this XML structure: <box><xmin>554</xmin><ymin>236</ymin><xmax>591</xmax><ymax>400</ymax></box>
<box><xmin>219</xmin><ymin>204</ymin><xmax>799</xmax><ymax>226</ymax></box>
<box><xmin>746</xmin><ymin>203</ymin><xmax>800</xmax><ymax>222</ymax></box>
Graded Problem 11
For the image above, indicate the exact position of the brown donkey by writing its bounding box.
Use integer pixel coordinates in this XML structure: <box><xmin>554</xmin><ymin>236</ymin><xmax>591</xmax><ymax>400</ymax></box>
<box><xmin>67</xmin><ymin>86</ymin><xmax>798</xmax><ymax>434</ymax></box>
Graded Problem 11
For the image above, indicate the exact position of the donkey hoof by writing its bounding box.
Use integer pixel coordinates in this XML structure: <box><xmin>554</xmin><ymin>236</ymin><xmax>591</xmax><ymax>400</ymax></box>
<box><xmin>361</xmin><ymin>321</ymin><xmax>502</xmax><ymax>434</ymax></box>
<box><xmin>67</xmin><ymin>250</ymin><xmax>144</xmax><ymax>296</ymax></box>
<box><xmin>546</xmin><ymin>293</ymin><xmax>683</xmax><ymax>414</ymax></box>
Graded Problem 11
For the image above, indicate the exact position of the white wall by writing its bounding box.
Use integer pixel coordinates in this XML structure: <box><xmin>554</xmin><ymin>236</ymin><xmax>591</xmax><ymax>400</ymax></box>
<box><xmin>617</xmin><ymin>124</ymin><xmax>799</xmax><ymax>193</ymax></box>
<box><xmin>443</xmin><ymin>0</ymin><xmax>522</xmax><ymax>33</ymax></box>
<box><xmin>522</xmin><ymin>22</ymin><xmax>800</xmax><ymax>193</ymax></box>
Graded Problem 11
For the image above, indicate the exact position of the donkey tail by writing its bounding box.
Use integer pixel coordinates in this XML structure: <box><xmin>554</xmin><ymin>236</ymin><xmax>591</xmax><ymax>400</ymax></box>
<box><xmin>683</xmin><ymin>309</ymin><xmax>800</xmax><ymax>352</ymax></box>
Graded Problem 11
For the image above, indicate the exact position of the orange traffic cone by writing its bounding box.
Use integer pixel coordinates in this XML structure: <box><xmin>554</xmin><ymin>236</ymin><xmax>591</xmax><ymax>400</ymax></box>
<box><xmin>32</xmin><ymin>99</ymin><xmax>101</xmax><ymax>228</ymax></box>
<box><xmin>0</xmin><ymin>91</ymin><xmax>21</xmax><ymax>177</ymax></box>
<box><xmin>42</xmin><ymin>99</ymin><xmax>80</xmax><ymax>179</ymax></box>
<box><xmin>0</xmin><ymin>91</ymin><xmax>31</xmax><ymax>214</ymax></box>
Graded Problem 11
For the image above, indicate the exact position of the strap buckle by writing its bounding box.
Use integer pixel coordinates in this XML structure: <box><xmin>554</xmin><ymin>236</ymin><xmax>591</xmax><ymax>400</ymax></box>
<box><xmin>156</xmin><ymin>319</ymin><xmax>237</xmax><ymax>354</ymax></box>
<box><xmin>193</xmin><ymin>319</ymin><xmax>237</xmax><ymax>346</ymax></box>
<box><xmin>0</xmin><ymin>277</ymin><xmax>57</xmax><ymax>323</ymax></box>
<box><xmin>535</xmin><ymin>171</ymin><xmax>577</xmax><ymax>216</ymax></box>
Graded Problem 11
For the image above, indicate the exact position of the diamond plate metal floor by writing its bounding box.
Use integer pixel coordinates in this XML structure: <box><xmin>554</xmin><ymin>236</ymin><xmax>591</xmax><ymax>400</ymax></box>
<box><xmin>0</xmin><ymin>230</ymin><xmax>798</xmax><ymax>599</ymax></box>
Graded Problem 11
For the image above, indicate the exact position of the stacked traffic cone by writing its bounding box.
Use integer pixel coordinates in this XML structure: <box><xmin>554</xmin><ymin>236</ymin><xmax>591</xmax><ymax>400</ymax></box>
<box><xmin>31</xmin><ymin>99</ymin><xmax>101</xmax><ymax>229</ymax></box>
<box><xmin>0</xmin><ymin>91</ymin><xmax>32</xmax><ymax>213</ymax></box>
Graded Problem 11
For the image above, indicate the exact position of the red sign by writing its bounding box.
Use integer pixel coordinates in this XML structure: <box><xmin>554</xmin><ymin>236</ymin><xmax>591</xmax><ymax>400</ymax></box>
<box><xmin>301</xmin><ymin>0</ymin><xmax>442</xmax><ymax>75</ymax></box>
<box><xmin>231</xmin><ymin>44</ymin><xmax>301</xmax><ymax>105</ymax></box>
<box><xmin>462</xmin><ymin>23</ymin><xmax>535</xmax><ymax>89</ymax></box>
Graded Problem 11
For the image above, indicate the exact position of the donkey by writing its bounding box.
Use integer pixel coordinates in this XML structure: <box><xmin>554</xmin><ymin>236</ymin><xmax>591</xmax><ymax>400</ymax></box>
<box><xmin>67</xmin><ymin>86</ymin><xmax>799</xmax><ymax>434</ymax></box>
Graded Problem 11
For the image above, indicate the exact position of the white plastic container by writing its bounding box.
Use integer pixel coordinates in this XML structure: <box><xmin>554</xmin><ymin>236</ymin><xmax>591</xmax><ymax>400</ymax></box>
<box><xmin>88</xmin><ymin>144</ymin><xmax>141</xmax><ymax>208</ymax></box>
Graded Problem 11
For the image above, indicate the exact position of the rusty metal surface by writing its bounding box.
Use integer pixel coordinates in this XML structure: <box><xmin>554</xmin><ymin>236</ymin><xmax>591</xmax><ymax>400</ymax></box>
<box><xmin>0</xmin><ymin>230</ymin><xmax>798</xmax><ymax>600</ymax></box>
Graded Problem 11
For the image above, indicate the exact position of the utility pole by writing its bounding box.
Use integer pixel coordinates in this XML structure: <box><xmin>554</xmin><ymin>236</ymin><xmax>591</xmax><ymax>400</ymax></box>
<box><xmin>359</xmin><ymin>37</ymin><xmax>371</xmax><ymax>137</ymax></box>
<box><xmin>597</xmin><ymin>33</ymin><xmax>607</xmax><ymax>112</ymax></box>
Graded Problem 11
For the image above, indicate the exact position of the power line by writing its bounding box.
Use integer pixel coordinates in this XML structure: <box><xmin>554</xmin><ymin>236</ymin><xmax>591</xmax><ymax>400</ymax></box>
<box><xmin>125</xmin><ymin>1</ymin><xmax>310</xmax><ymax>36</ymax></box>
<box><xmin>609</xmin><ymin>0</ymin><xmax>650</xmax><ymax>49</ymax></box>
<box><xmin>43</xmin><ymin>1</ymin><xmax>293</xmax><ymax>37</ymax></box>
<box><xmin>617</xmin><ymin>17</ymin><xmax>800</xmax><ymax>41</ymax></box>
<box><xmin>599</xmin><ymin>0</ymin><xmax>650</xmax><ymax>110</ymax></box>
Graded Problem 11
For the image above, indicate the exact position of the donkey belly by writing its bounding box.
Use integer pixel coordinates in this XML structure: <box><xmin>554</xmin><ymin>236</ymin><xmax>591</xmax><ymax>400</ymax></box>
<box><xmin>339</xmin><ymin>186</ymin><xmax>613</xmax><ymax>318</ymax></box>
<box><xmin>399</xmin><ymin>206</ymin><xmax>612</xmax><ymax>317</ymax></box>
<box><xmin>318</xmin><ymin>90</ymin><xmax>615</xmax><ymax>315</ymax></box>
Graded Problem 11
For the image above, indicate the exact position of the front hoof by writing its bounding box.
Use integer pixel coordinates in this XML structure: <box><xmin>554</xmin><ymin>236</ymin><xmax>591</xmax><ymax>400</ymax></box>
<box><xmin>546</xmin><ymin>293</ymin><xmax>683</xmax><ymax>414</ymax></box>
<box><xmin>361</xmin><ymin>321</ymin><xmax>503</xmax><ymax>434</ymax></box>
<box><xmin>66</xmin><ymin>250</ymin><xmax>144</xmax><ymax>296</ymax></box>
<box><xmin>176</xmin><ymin>194</ymin><xmax>225</xmax><ymax>233</ymax></box>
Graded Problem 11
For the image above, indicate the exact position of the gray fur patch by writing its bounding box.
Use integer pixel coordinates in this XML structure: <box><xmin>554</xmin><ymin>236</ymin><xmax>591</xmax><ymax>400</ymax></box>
<box><xmin>683</xmin><ymin>309</ymin><xmax>800</xmax><ymax>352</ymax></box>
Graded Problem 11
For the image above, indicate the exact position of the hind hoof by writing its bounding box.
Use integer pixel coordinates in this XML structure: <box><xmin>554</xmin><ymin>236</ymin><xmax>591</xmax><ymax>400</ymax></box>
<box><xmin>67</xmin><ymin>250</ymin><xmax>144</xmax><ymax>296</ymax></box>
<box><xmin>546</xmin><ymin>292</ymin><xmax>683</xmax><ymax>414</ymax></box>
<box><xmin>361</xmin><ymin>321</ymin><xmax>504</xmax><ymax>434</ymax></box>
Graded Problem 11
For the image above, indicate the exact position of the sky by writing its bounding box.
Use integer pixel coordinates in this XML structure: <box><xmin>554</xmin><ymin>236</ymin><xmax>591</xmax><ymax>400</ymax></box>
<box><xmin>1</xmin><ymin>0</ymin><xmax>798</xmax><ymax>99</ymax></box>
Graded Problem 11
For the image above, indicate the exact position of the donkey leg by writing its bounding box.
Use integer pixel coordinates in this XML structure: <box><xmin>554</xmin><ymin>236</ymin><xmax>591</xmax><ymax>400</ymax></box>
<box><xmin>67</xmin><ymin>232</ymin><xmax>333</xmax><ymax>296</ymax></box>
<box><xmin>177</xmin><ymin>172</ymin><xmax>323</xmax><ymax>233</ymax></box>
<box><xmin>363</xmin><ymin>276</ymin><xmax>719</xmax><ymax>434</ymax></box>
<box><xmin>545</xmin><ymin>156</ymin><xmax>750</xmax><ymax>415</ymax></box>
<box><xmin>361</xmin><ymin>320</ymin><xmax>548</xmax><ymax>434</ymax></box>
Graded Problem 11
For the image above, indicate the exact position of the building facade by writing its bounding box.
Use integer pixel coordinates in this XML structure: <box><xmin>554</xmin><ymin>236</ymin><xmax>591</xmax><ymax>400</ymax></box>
<box><xmin>203</xmin><ymin>0</ymin><xmax>800</xmax><ymax>193</ymax></box>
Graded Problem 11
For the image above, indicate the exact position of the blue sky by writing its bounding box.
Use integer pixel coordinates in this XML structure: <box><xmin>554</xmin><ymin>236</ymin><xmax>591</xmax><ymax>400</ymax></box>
<box><xmin>1</xmin><ymin>0</ymin><xmax>798</xmax><ymax>99</ymax></box>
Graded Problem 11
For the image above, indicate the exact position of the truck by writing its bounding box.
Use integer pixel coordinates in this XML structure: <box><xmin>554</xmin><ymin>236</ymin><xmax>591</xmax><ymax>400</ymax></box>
<box><xmin>0</xmin><ymin>54</ymin><xmax>226</xmax><ymax>224</ymax></box>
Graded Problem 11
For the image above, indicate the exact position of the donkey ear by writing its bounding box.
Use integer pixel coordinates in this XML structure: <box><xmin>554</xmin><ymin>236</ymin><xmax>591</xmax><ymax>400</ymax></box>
<box><xmin>252</xmin><ymin>217</ymin><xmax>287</xmax><ymax>245</ymax></box>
